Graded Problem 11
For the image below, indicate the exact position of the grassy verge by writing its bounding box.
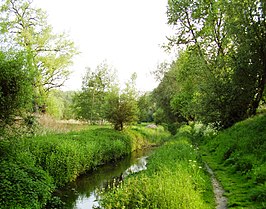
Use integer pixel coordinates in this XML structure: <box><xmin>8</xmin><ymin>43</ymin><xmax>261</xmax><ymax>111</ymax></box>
<box><xmin>199</xmin><ymin>114</ymin><xmax>266</xmax><ymax>208</ymax></box>
<box><xmin>0</xmin><ymin>125</ymin><xmax>169</xmax><ymax>209</ymax></box>
<box><xmin>97</xmin><ymin>135</ymin><xmax>215</xmax><ymax>209</ymax></box>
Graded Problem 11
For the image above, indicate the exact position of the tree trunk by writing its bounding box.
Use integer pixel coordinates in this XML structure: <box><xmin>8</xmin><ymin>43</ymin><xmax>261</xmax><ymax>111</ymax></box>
<box><xmin>248</xmin><ymin>47</ymin><xmax>266</xmax><ymax>116</ymax></box>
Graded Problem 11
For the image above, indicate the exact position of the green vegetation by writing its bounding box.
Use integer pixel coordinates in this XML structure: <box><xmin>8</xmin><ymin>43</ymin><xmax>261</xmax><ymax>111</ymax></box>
<box><xmin>98</xmin><ymin>135</ymin><xmax>215</xmax><ymax>209</ymax></box>
<box><xmin>73</xmin><ymin>64</ymin><xmax>139</xmax><ymax>130</ymax></box>
<box><xmin>73</xmin><ymin>62</ymin><xmax>117</xmax><ymax>123</ymax></box>
<box><xmin>0</xmin><ymin>125</ymin><xmax>169</xmax><ymax>208</ymax></box>
<box><xmin>1</xmin><ymin>0</ymin><xmax>78</xmax><ymax>97</ymax></box>
<box><xmin>0</xmin><ymin>0</ymin><xmax>77</xmax><ymax>133</ymax></box>
<box><xmin>105</xmin><ymin>73</ymin><xmax>139</xmax><ymax>131</ymax></box>
<box><xmin>98</xmin><ymin>114</ymin><xmax>266</xmax><ymax>209</ymax></box>
<box><xmin>0</xmin><ymin>51</ymin><xmax>33</xmax><ymax>130</ymax></box>
<box><xmin>137</xmin><ymin>92</ymin><xmax>155</xmax><ymax>123</ymax></box>
<box><xmin>199</xmin><ymin>114</ymin><xmax>266</xmax><ymax>208</ymax></box>
<box><xmin>152</xmin><ymin>0</ymin><xmax>266</xmax><ymax>132</ymax></box>
<box><xmin>0</xmin><ymin>0</ymin><xmax>265</xmax><ymax>208</ymax></box>
<box><xmin>46</xmin><ymin>90</ymin><xmax>76</xmax><ymax>120</ymax></box>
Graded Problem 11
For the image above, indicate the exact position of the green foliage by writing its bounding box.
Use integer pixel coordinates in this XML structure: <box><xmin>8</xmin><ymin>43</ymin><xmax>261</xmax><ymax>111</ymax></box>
<box><xmin>105</xmin><ymin>74</ymin><xmax>139</xmax><ymax>131</ymax></box>
<box><xmin>152</xmin><ymin>60</ymin><xmax>187</xmax><ymax>133</ymax></box>
<box><xmin>152</xmin><ymin>61</ymin><xmax>178</xmax><ymax>124</ymax></box>
<box><xmin>73</xmin><ymin>62</ymin><xmax>117</xmax><ymax>122</ymax></box>
<box><xmin>0</xmin><ymin>51</ymin><xmax>33</xmax><ymax>128</ymax></box>
<box><xmin>105</xmin><ymin>91</ymin><xmax>139</xmax><ymax>131</ymax></box>
<box><xmin>0</xmin><ymin>0</ymin><xmax>78</xmax><ymax>101</ymax></box>
<box><xmin>200</xmin><ymin>114</ymin><xmax>266</xmax><ymax>208</ymax></box>
<box><xmin>73</xmin><ymin>64</ymin><xmax>139</xmax><ymax>130</ymax></box>
<box><xmin>98</xmin><ymin>139</ymin><xmax>214</xmax><ymax>209</ymax></box>
<box><xmin>46</xmin><ymin>91</ymin><xmax>64</xmax><ymax>119</ymax></box>
<box><xmin>60</xmin><ymin>91</ymin><xmax>76</xmax><ymax>119</ymax></box>
<box><xmin>0</xmin><ymin>125</ymin><xmax>168</xmax><ymax>208</ymax></box>
<box><xmin>131</xmin><ymin>125</ymin><xmax>170</xmax><ymax>144</ymax></box>
<box><xmin>45</xmin><ymin>90</ymin><xmax>75</xmax><ymax>119</ymax></box>
<box><xmin>26</xmin><ymin>128</ymin><xmax>132</xmax><ymax>186</ymax></box>
<box><xmin>0</xmin><ymin>140</ymin><xmax>54</xmax><ymax>209</ymax></box>
<box><xmin>137</xmin><ymin>92</ymin><xmax>154</xmax><ymax>123</ymax></box>
<box><xmin>162</xmin><ymin>0</ymin><xmax>266</xmax><ymax>128</ymax></box>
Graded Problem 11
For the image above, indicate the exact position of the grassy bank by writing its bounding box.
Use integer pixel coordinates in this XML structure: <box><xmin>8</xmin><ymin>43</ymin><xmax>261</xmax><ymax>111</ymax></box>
<box><xmin>98</xmin><ymin>135</ymin><xmax>215</xmax><ymax>209</ymax></box>
<box><xmin>200</xmin><ymin>114</ymin><xmax>266</xmax><ymax>208</ymax></box>
<box><xmin>0</xmin><ymin>125</ymin><xmax>169</xmax><ymax>209</ymax></box>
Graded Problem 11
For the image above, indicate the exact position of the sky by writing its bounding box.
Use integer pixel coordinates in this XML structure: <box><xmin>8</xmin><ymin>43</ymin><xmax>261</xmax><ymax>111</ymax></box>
<box><xmin>34</xmin><ymin>0</ymin><xmax>175</xmax><ymax>92</ymax></box>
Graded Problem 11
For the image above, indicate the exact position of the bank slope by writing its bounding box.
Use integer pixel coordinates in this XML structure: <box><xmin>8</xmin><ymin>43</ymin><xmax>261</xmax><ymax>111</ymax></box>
<box><xmin>0</xmin><ymin>126</ymin><xmax>169</xmax><ymax>209</ymax></box>
<box><xmin>98</xmin><ymin>137</ymin><xmax>215</xmax><ymax>209</ymax></box>
<box><xmin>201</xmin><ymin>114</ymin><xmax>266</xmax><ymax>208</ymax></box>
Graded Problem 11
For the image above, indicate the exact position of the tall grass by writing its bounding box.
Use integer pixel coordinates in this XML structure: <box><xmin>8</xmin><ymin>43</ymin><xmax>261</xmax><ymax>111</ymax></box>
<box><xmin>131</xmin><ymin>124</ymin><xmax>170</xmax><ymax>144</ymax></box>
<box><xmin>98</xmin><ymin>137</ymin><xmax>214</xmax><ymax>209</ymax></box>
<box><xmin>37</xmin><ymin>114</ymin><xmax>92</xmax><ymax>134</ymax></box>
<box><xmin>0</xmin><ymin>125</ymin><xmax>169</xmax><ymax>208</ymax></box>
<box><xmin>200</xmin><ymin>114</ymin><xmax>266</xmax><ymax>208</ymax></box>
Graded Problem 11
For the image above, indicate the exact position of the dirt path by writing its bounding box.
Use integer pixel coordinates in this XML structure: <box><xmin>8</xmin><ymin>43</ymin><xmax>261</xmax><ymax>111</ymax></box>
<box><xmin>205</xmin><ymin>163</ymin><xmax>227</xmax><ymax>209</ymax></box>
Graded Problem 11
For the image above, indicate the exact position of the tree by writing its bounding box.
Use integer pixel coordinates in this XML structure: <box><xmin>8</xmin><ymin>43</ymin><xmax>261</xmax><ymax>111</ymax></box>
<box><xmin>105</xmin><ymin>73</ymin><xmax>139</xmax><ymax>131</ymax></box>
<box><xmin>165</xmin><ymin>0</ymin><xmax>266</xmax><ymax>128</ymax></box>
<box><xmin>0</xmin><ymin>50</ymin><xmax>33</xmax><ymax>128</ymax></box>
<box><xmin>137</xmin><ymin>92</ymin><xmax>154</xmax><ymax>123</ymax></box>
<box><xmin>152</xmin><ymin>60</ymin><xmax>187</xmax><ymax>128</ymax></box>
<box><xmin>224</xmin><ymin>0</ymin><xmax>266</xmax><ymax>115</ymax></box>
<box><xmin>73</xmin><ymin>62</ymin><xmax>117</xmax><ymax>122</ymax></box>
<box><xmin>0</xmin><ymin>0</ymin><xmax>78</xmax><ymax>98</ymax></box>
<box><xmin>45</xmin><ymin>90</ymin><xmax>64</xmax><ymax>119</ymax></box>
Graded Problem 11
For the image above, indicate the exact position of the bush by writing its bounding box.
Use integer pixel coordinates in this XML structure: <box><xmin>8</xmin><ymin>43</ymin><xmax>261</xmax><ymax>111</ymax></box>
<box><xmin>0</xmin><ymin>51</ymin><xmax>33</xmax><ymax>128</ymax></box>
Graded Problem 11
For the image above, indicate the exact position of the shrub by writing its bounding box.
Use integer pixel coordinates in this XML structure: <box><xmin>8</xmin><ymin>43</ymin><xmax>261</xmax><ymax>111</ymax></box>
<box><xmin>0</xmin><ymin>51</ymin><xmax>33</xmax><ymax>129</ymax></box>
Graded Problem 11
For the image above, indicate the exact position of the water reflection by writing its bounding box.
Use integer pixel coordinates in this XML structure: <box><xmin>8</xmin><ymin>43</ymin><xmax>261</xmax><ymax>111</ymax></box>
<box><xmin>122</xmin><ymin>156</ymin><xmax>148</xmax><ymax>179</ymax></box>
<box><xmin>55</xmin><ymin>149</ymin><xmax>153</xmax><ymax>209</ymax></box>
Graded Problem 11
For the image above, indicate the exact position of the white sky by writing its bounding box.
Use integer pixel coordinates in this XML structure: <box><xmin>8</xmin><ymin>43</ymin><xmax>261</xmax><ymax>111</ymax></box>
<box><xmin>34</xmin><ymin>0</ymin><xmax>174</xmax><ymax>92</ymax></box>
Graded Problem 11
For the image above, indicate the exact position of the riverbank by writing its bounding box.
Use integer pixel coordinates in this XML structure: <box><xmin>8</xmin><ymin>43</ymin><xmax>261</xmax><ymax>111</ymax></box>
<box><xmin>97</xmin><ymin>135</ymin><xmax>215</xmax><ymax>209</ymax></box>
<box><xmin>56</xmin><ymin>148</ymin><xmax>154</xmax><ymax>208</ymax></box>
<box><xmin>200</xmin><ymin>114</ymin><xmax>266</xmax><ymax>208</ymax></box>
<box><xmin>97</xmin><ymin>114</ymin><xmax>266</xmax><ymax>209</ymax></box>
<box><xmin>0</xmin><ymin>125</ymin><xmax>170</xmax><ymax>208</ymax></box>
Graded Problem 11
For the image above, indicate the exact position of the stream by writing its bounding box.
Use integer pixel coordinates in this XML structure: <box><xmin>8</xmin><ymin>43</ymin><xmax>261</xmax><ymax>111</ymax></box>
<box><xmin>205</xmin><ymin>163</ymin><xmax>228</xmax><ymax>209</ymax></box>
<box><xmin>54</xmin><ymin>149</ymin><xmax>153</xmax><ymax>209</ymax></box>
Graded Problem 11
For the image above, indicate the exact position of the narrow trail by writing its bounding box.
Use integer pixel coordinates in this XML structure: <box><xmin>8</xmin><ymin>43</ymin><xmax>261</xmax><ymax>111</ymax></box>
<box><xmin>205</xmin><ymin>163</ymin><xmax>228</xmax><ymax>209</ymax></box>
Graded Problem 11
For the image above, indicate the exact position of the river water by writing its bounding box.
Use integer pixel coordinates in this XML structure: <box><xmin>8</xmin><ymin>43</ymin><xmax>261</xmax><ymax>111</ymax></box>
<box><xmin>54</xmin><ymin>149</ymin><xmax>153</xmax><ymax>209</ymax></box>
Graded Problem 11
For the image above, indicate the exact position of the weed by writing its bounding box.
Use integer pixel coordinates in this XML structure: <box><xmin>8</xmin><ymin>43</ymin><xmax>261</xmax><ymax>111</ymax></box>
<box><xmin>98</xmin><ymin>138</ymin><xmax>215</xmax><ymax>209</ymax></box>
